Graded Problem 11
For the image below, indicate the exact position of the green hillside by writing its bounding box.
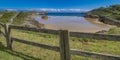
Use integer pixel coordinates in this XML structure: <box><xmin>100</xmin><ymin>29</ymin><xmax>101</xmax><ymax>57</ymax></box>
<box><xmin>88</xmin><ymin>4</ymin><xmax>120</xmax><ymax>20</ymax></box>
<box><xmin>13</xmin><ymin>12</ymin><xmax>28</xmax><ymax>25</ymax></box>
<box><xmin>0</xmin><ymin>11</ymin><xmax>16</xmax><ymax>23</ymax></box>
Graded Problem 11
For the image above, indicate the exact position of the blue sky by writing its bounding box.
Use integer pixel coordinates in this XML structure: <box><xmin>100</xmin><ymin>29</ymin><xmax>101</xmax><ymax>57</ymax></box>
<box><xmin>0</xmin><ymin>0</ymin><xmax>120</xmax><ymax>10</ymax></box>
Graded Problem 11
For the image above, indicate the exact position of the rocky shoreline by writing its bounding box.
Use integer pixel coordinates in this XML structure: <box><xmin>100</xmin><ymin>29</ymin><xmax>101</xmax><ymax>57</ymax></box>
<box><xmin>84</xmin><ymin>13</ymin><xmax>99</xmax><ymax>18</ymax></box>
<box><xmin>84</xmin><ymin>14</ymin><xmax>120</xmax><ymax>27</ymax></box>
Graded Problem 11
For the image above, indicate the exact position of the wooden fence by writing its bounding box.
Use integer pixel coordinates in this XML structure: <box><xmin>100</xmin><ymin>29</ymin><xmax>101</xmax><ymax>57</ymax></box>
<box><xmin>0</xmin><ymin>23</ymin><xmax>120</xmax><ymax>60</ymax></box>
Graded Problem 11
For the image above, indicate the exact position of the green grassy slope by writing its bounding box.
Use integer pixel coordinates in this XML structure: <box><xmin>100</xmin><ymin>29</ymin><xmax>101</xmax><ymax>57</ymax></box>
<box><xmin>88</xmin><ymin>4</ymin><xmax>120</xmax><ymax>20</ymax></box>
<box><xmin>13</xmin><ymin>12</ymin><xmax>28</xmax><ymax>25</ymax></box>
<box><xmin>0</xmin><ymin>11</ymin><xmax>16</xmax><ymax>23</ymax></box>
<box><xmin>107</xmin><ymin>27</ymin><xmax>120</xmax><ymax>35</ymax></box>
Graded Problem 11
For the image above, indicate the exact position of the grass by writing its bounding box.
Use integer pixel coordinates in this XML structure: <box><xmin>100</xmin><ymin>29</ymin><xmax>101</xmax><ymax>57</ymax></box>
<box><xmin>107</xmin><ymin>27</ymin><xmax>120</xmax><ymax>35</ymax></box>
<box><xmin>88</xmin><ymin>4</ymin><xmax>120</xmax><ymax>20</ymax></box>
<box><xmin>0</xmin><ymin>11</ymin><xmax>16</xmax><ymax>23</ymax></box>
<box><xmin>13</xmin><ymin>12</ymin><xmax>28</xmax><ymax>25</ymax></box>
<box><xmin>0</xmin><ymin>28</ymin><xmax>120</xmax><ymax>60</ymax></box>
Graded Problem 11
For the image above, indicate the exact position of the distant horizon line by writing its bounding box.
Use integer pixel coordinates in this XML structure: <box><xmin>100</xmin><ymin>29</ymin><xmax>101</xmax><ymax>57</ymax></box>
<box><xmin>0</xmin><ymin>8</ymin><xmax>90</xmax><ymax>12</ymax></box>
<box><xmin>0</xmin><ymin>8</ymin><xmax>90</xmax><ymax>10</ymax></box>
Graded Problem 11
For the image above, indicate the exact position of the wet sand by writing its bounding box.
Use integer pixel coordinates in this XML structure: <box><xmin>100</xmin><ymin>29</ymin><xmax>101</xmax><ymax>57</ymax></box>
<box><xmin>34</xmin><ymin>16</ymin><xmax>115</xmax><ymax>33</ymax></box>
<box><xmin>85</xmin><ymin>17</ymin><xmax>114</xmax><ymax>28</ymax></box>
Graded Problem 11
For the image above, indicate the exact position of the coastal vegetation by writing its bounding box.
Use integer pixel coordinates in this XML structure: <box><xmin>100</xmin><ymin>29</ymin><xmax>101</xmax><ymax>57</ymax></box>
<box><xmin>0</xmin><ymin>11</ymin><xmax>44</xmax><ymax>28</ymax></box>
<box><xmin>107</xmin><ymin>27</ymin><xmax>120</xmax><ymax>35</ymax></box>
<box><xmin>13</xmin><ymin>12</ymin><xmax>28</xmax><ymax>25</ymax></box>
<box><xmin>86</xmin><ymin>4</ymin><xmax>120</xmax><ymax>31</ymax></box>
<box><xmin>0</xmin><ymin>11</ymin><xmax>16</xmax><ymax>23</ymax></box>
<box><xmin>88</xmin><ymin>4</ymin><xmax>120</xmax><ymax>20</ymax></box>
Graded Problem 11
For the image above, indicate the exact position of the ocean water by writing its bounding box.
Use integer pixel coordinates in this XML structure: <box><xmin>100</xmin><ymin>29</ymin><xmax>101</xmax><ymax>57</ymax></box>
<box><xmin>34</xmin><ymin>13</ymin><xmax>111</xmax><ymax>33</ymax></box>
<box><xmin>46</xmin><ymin>12</ymin><xmax>86</xmax><ymax>16</ymax></box>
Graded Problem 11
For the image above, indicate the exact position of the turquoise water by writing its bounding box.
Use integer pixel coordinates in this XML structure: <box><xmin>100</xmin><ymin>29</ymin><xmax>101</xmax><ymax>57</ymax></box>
<box><xmin>46</xmin><ymin>12</ymin><xmax>86</xmax><ymax>16</ymax></box>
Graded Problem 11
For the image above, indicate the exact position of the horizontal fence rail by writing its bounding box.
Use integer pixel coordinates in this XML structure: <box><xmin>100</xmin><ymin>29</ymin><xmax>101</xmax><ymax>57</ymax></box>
<box><xmin>9</xmin><ymin>25</ymin><xmax>59</xmax><ymax>35</ymax></box>
<box><xmin>0</xmin><ymin>23</ymin><xmax>120</xmax><ymax>60</ymax></box>
<box><xmin>10</xmin><ymin>25</ymin><xmax>120</xmax><ymax>41</ymax></box>
<box><xmin>71</xmin><ymin>49</ymin><xmax>120</xmax><ymax>60</ymax></box>
<box><xmin>12</xmin><ymin>37</ymin><xmax>60</xmax><ymax>52</ymax></box>
<box><xmin>70</xmin><ymin>32</ymin><xmax>120</xmax><ymax>41</ymax></box>
<box><xmin>0</xmin><ymin>23</ymin><xmax>4</xmax><ymax>27</ymax></box>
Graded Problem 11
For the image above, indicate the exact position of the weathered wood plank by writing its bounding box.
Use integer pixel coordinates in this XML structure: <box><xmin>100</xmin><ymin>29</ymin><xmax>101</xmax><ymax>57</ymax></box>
<box><xmin>11</xmin><ymin>37</ymin><xmax>60</xmax><ymax>52</ymax></box>
<box><xmin>59</xmin><ymin>30</ymin><xmax>71</xmax><ymax>60</ymax></box>
<box><xmin>0</xmin><ymin>23</ymin><xmax>4</xmax><ymax>27</ymax></box>
<box><xmin>70</xmin><ymin>32</ymin><xmax>120</xmax><ymax>41</ymax></box>
<box><xmin>9</xmin><ymin>25</ymin><xmax>59</xmax><ymax>35</ymax></box>
<box><xmin>0</xmin><ymin>25</ymin><xmax>5</xmax><ymax>37</ymax></box>
<box><xmin>4</xmin><ymin>24</ymin><xmax>12</xmax><ymax>50</ymax></box>
<box><xmin>71</xmin><ymin>49</ymin><xmax>120</xmax><ymax>60</ymax></box>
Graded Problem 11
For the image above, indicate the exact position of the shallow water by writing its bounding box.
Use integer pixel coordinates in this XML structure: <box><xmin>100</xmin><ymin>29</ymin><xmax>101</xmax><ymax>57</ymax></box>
<box><xmin>34</xmin><ymin>12</ymin><xmax>114</xmax><ymax>33</ymax></box>
<box><xmin>34</xmin><ymin>15</ymin><xmax>112</xmax><ymax>33</ymax></box>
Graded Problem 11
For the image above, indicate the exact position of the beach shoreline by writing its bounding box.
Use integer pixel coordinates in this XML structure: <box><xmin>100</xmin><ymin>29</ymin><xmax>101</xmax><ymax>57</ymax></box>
<box><xmin>33</xmin><ymin>15</ymin><xmax>116</xmax><ymax>33</ymax></box>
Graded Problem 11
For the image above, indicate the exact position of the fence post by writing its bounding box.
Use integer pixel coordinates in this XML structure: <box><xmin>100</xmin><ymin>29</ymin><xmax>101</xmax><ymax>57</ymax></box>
<box><xmin>0</xmin><ymin>25</ymin><xmax>1</xmax><ymax>32</ymax></box>
<box><xmin>4</xmin><ymin>24</ymin><xmax>12</xmax><ymax>50</ymax></box>
<box><xmin>59</xmin><ymin>30</ymin><xmax>71</xmax><ymax>60</ymax></box>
